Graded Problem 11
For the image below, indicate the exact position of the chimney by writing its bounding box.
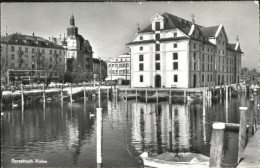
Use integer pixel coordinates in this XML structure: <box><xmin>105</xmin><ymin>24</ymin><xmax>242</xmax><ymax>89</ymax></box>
<box><xmin>59</xmin><ymin>33</ymin><xmax>61</xmax><ymax>39</ymax></box>
<box><xmin>32</xmin><ymin>32</ymin><xmax>34</xmax><ymax>36</ymax></box>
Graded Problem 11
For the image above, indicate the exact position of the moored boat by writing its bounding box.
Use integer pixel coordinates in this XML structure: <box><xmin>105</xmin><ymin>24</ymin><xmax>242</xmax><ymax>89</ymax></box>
<box><xmin>140</xmin><ymin>152</ymin><xmax>209</xmax><ymax>168</ymax></box>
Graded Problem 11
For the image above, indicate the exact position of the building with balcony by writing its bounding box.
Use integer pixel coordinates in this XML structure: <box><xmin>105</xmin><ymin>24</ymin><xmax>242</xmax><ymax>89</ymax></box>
<box><xmin>106</xmin><ymin>53</ymin><xmax>130</xmax><ymax>85</ymax></box>
<box><xmin>126</xmin><ymin>12</ymin><xmax>243</xmax><ymax>88</ymax></box>
<box><xmin>1</xmin><ymin>33</ymin><xmax>66</xmax><ymax>85</ymax></box>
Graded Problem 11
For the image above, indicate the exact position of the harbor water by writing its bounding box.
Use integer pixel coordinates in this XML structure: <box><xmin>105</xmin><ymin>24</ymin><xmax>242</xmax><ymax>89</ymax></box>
<box><xmin>1</xmin><ymin>93</ymin><xmax>259</xmax><ymax>167</ymax></box>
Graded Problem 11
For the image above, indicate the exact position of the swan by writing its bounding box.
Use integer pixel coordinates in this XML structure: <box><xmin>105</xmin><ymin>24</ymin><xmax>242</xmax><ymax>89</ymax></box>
<box><xmin>90</xmin><ymin>112</ymin><xmax>95</xmax><ymax>117</ymax></box>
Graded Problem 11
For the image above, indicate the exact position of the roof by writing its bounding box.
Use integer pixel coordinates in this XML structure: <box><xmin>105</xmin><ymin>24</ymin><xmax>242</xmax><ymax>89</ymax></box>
<box><xmin>1</xmin><ymin>33</ymin><xmax>64</xmax><ymax>49</ymax></box>
<box><xmin>128</xmin><ymin>12</ymin><xmax>242</xmax><ymax>53</ymax></box>
<box><xmin>200</xmin><ymin>26</ymin><xmax>219</xmax><ymax>38</ymax></box>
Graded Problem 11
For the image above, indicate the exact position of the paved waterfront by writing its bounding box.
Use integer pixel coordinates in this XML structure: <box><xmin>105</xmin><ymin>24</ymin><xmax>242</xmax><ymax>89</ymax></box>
<box><xmin>237</xmin><ymin>126</ymin><xmax>260</xmax><ymax>168</ymax></box>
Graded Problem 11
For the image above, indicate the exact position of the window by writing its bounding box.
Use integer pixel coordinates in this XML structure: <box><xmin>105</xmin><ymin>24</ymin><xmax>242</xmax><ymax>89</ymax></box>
<box><xmin>140</xmin><ymin>36</ymin><xmax>143</xmax><ymax>40</ymax></box>
<box><xmin>11</xmin><ymin>54</ymin><xmax>15</xmax><ymax>60</ymax></box>
<box><xmin>173</xmin><ymin>62</ymin><xmax>178</xmax><ymax>70</ymax></box>
<box><xmin>155</xmin><ymin>22</ymin><xmax>160</xmax><ymax>31</ymax></box>
<box><xmin>202</xmin><ymin>64</ymin><xmax>204</xmax><ymax>71</ymax></box>
<box><xmin>139</xmin><ymin>55</ymin><xmax>143</xmax><ymax>61</ymax></box>
<box><xmin>173</xmin><ymin>43</ymin><xmax>177</xmax><ymax>48</ymax></box>
<box><xmin>50</xmin><ymin>50</ymin><xmax>52</xmax><ymax>54</ymax></box>
<box><xmin>25</xmin><ymin>48</ymin><xmax>28</xmax><ymax>53</ymax></box>
<box><xmin>202</xmin><ymin>46</ymin><xmax>204</xmax><ymax>51</ymax></box>
<box><xmin>155</xmin><ymin>34</ymin><xmax>160</xmax><ymax>40</ymax></box>
<box><xmin>50</xmin><ymin>57</ymin><xmax>53</xmax><ymax>61</ymax></box>
<box><xmin>218</xmin><ymin>49</ymin><xmax>220</xmax><ymax>54</ymax></box>
<box><xmin>140</xmin><ymin>46</ymin><xmax>143</xmax><ymax>51</ymax></box>
<box><xmin>32</xmin><ymin>48</ymin><xmax>35</xmax><ymax>53</ymax></box>
<box><xmin>156</xmin><ymin>44</ymin><xmax>160</xmax><ymax>51</ymax></box>
<box><xmin>174</xmin><ymin>75</ymin><xmax>178</xmax><ymax>82</ymax></box>
<box><xmin>140</xmin><ymin>75</ymin><xmax>143</xmax><ymax>82</ymax></box>
<box><xmin>11</xmin><ymin>46</ymin><xmax>15</xmax><ymax>52</ymax></box>
<box><xmin>173</xmin><ymin>53</ymin><xmax>178</xmax><ymax>60</ymax></box>
<box><xmin>32</xmin><ymin>55</ymin><xmax>35</xmax><ymax>61</ymax></box>
<box><xmin>139</xmin><ymin>63</ymin><xmax>144</xmax><ymax>71</ymax></box>
<box><xmin>202</xmin><ymin>54</ymin><xmax>204</xmax><ymax>61</ymax></box>
<box><xmin>156</xmin><ymin>63</ymin><xmax>160</xmax><ymax>70</ymax></box>
<box><xmin>174</xmin><ymin>33</ymin><xmax>177</xmax><ymax>37</ymax></box>
<box><xmin>59</xmin><ymin>50</ymin><xmax>62</xmax><ymax>55</ymax></box>
<box><xmin>59</xmin><ymin>57</ymin><xmax>62</xmax><ymax>62</ymax></box>
<box><xmin>194</xmin><ymin>62</ymin><xmax>196</xmax><ymax>70</ymax></box>
<box><xmin>54</xmin><ymin>50</ymin><xmax>57</xmax><ymax>54</ymax></box>
<box><xmin>193</xmin><ymin>44</ymin><xmax>196</xmax><ymax>49</ymax></box>
<box><xmin>202</xmin><ymin>74</ymin><xmax>204</xmax><ymax>82</ymax></box>
<box><xmin>156</xmin><ymin>54</ymin><xmax>160</xmax><ymax>60</ymax></box>
<box><xmin>194</xmin><ymin>53</ymin><xmax>196</xmax><ymax>60</ymax></box>
<box><xmin>42</xmin><ymin>49</ymin><xmax>45</xmax><ymax>54</ymax></box>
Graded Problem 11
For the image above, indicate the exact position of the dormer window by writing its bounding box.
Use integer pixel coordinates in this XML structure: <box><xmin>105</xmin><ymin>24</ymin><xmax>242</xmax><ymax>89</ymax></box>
<box><xmin>140</xmin><ymin>46</ymin><xmax>143</xmax><ymax>51</ymax></box>
<box><xmin>140</xmin><ymin>36</ymin><xmax>143</xmax><ymax>40</ymax></box>
<box><xmin>155</xmin><ymin>22</ymin><xmax>160</xmax><ymax>31</ymax></box>
<box><xmin>173</xmin><ymin>43</ymin><xmax>177</xmax><ymax>48</ymax></box>
<box><xmin>174</xmin><ymin>33</ymin><xmax>177</xmax><ymax>37</ymax></box>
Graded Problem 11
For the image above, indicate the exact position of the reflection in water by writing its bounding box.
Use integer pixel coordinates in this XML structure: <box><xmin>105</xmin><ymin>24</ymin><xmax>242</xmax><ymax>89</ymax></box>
<box><xmin>1</xmin><ymin>94</ymin><xmax>256</xmax><ymax>167</ymax></box>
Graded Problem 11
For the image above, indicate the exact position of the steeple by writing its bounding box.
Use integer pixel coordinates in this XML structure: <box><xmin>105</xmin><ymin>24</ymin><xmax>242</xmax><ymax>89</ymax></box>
<box><xmin>70</xmin><ymin>14</ymin><xmax>75</xmax><ymax>26</ymax></box>
<box><xmin>191</xmin><ymin>14</ymin><xmax>195</xmax><ymax>24</ymax></box>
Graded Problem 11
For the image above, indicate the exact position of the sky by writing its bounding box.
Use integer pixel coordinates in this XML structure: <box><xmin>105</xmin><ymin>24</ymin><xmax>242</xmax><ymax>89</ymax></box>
<box><xmin>1</xmin><ymin>2</ymin><xmax>259</xmax><ymax>69</ymax></box>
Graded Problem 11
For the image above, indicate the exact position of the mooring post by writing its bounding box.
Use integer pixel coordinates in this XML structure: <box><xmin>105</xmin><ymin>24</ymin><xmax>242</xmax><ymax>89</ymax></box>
<box><xmin>225</xmin><ymin>86</ymin><xmax>229</xmax><ymax>109</ymax></box>
<box><xmin>61</xmin><ymin>84</ymin><xmax>63</xmax><ymax>102</ymax></box>
<box><xmin>145</xmin><ymin>89</ymin><xmax>147</xmax><ymax>103</ymax></box>
<box><xmin>135</xmin><ymin>89</ymin><xmax>137</xmax><ymax>102</ymax></box>
<box><xmin>209</xmin><ymin>122</ymin><xmax>225</xmax><ymax>168</ymax></box>
<box><xmin>96</xmin><ymin>108</ymin><xmax>103</xmax><ymax>166</ymax></box>
<box><xmin>83</xmin><ymin>82</ymin><xmax>86</xmax><ymax>102</ymax></box>
<box><xmin>98</xmin><ymin>86</ymin><xmax>101</xmax><ymax>108</ymax></box>
<box><xmin>169</xmin><ymin>89</ymin><xmax>172</xmax><ymax>104</ymax></box>
<box><xmin>238</xmin><ymin>107</ymin><xmax>248</xmax><ymax>163</ymax></box>
<box><xmin>70</xmin><ymin>83</ymin><xmax>73</xmax><ymax>104</ymax></box>
<box><xmin>249</xmin><ymin>100</ymin><xmax>254</xmax><ymax>136</ymax></box>
<box><xmin>107</xmin><ymin>88</ymin><xmax>109</xmax><ymax>100</ymax></box>
<box><xmin>21</xmin><ymin>84</ymin><xmax>24</xmax><ymax>109</ymax></box>
<box><xmin>184</xmin><ymin>90</ymin><xmax>187</xmax><ymax>104</ymax></box>
<box><xmin>156</xmin><ymin>89</ymin><xmax>158</xmax><ymax>102</ymax></box>
<box><xmin>229</xmin><ymin>85</ymin><xmax>232</xmax><ymax>97</ymax></box>
<box><xmin>43</xmin><ymin>84</ymin><xmax>46</xmax><ymax>103</ymax></box>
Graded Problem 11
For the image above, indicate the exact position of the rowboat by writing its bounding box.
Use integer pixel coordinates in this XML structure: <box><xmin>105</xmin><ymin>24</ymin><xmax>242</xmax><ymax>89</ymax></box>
<box><xmin>187</xmin><ymin>94</ymin><xmax>202</xmax><ymax>101</ymax></box>
<box><xmin>140</xmin><ymin>152</ymin><xmax>209</xmax><ymax>168</ymax></box>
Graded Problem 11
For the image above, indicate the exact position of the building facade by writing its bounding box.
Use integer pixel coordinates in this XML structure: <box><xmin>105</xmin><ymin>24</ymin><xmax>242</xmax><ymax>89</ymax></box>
<box><xmin>106</xmin><ymin>53</ymin><xmax>130</xmax><ymax>84</ymax></box>
<box><xmin>127</xmin><ymin>13</ymin><xmax>243</xmax><ymax>88</ymax></box>
<box><xmin>93</xmin><ymin>58</ymin><xmax>107</xmax><ymax>81</ymax></box>
<box><xmin>1</xmin><ymin>33</ymin><xmax>66</xmax><ymax>85</ymax></box>
<box><xmin>51</xmin><ymin>15</ymin><xmax>94</xmax><ymax>83</ymax></box>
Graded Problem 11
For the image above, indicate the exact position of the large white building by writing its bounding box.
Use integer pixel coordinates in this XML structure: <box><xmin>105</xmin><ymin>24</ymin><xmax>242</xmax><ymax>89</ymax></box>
<box><xmin>106</xmin><ymin>53</ymin><xmax>130</xmax><ymax>84</ymax></box>
<box><xmin>126</xmin><ymin>13</ymin><xmax>243</xmax><ymax>88</ymax></box>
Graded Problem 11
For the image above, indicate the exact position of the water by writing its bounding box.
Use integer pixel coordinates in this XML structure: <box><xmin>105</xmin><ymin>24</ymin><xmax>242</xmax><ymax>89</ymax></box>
<box><xmin>1</xmin><ymin>93</ymin><xmax>259</xmax><ymax>167</ymax></box>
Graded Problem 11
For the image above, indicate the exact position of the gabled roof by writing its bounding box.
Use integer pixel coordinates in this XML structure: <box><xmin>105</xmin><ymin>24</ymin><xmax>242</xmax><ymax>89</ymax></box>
<box><xmin>227</xmin><ymin>43</ymin><xmax>243</xmax><ymax>53</ymax></box>
<box><xmin>1</xmin><ymin>33</ymin><xmax>64</xmax><ymax>49</ymax></box>
<box><xmin>200</xmin><ymin>26</ymin><xmax>219</xmax><ymax>38</ymax></box>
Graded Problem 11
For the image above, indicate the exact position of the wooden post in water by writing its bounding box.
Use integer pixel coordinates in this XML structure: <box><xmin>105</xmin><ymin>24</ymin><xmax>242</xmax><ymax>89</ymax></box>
<box><xmin>96</xmin><ymin>107</ymin><xmax>103</xmax><ymax>166</ymax></box>
<box><xmin>238</xmin><ymin>107</ymin><xmax>248</xmax><ymax>163</ymax></box>
<box><xmin>225</xmin><ymin>86</ymin><xmax>229</xmax><ymax>109</ymax></box>
<box><xmin>135</xmin><ymin>89</ymin><xmax>137</xmax><ymax>102</ymax></box>
<box><xmin>156</xmin><ymin>89</ymin><xmax>158</xmax><ymax>102</ymax></box>
<box><xmin>70</xmin><ymin>83</ymin><xmax>73</xmax><ymax>104</ymax></box>
<box><xmin>209</xmin><ymin>122</ymin><xmax>225</xmax><ymax>168</ymax></box>
<box><xmin>145</xmin><ymin>89</ymin><xmax>147</xmax><ymax>103</ymax></box>
<box><xmin>83</xmin><ymin>82</ymin><xmax>86</xmax><ymax>102</ymax></box>
<box><xmin>61</xmin><ymin>84</ymin><xmax>63</xmax><ymax>102</ymax></box>
<box><xmin>107</xmin><ymin>88</ymin><xmax>109</xmax><ymax>100</ymax></box>
<box><xmin>98</xmin><ymin>86</ymin><xmax>101</xmax><ymax>108</ymax></box>
<box><xmin>249</xmin><ymin>100</ymin><xmax>254</xmax><ymax>136</ymax></box>
<box><xmin>43</xmin><ymin>84</ymin><xmax>46</xmax><ymax>103</ymax></box>
<box><xmin>169</xmin><ymin>89</ymin><xmax>172</xmax><ymax>104</ymax></box>
<box><xmin>229</xmin><ymin>85</ymin><xmax>232</xmax><ymax>97</ymax></box>
<box><xmin>21</xmin><ymin>84</ymin><xmax>24</xmax><ymax>110</ymax></box>
<box><xmin>184</xmin><ymin>90</ymin><xmax>187</xmax><ymax>104</ymax></box>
